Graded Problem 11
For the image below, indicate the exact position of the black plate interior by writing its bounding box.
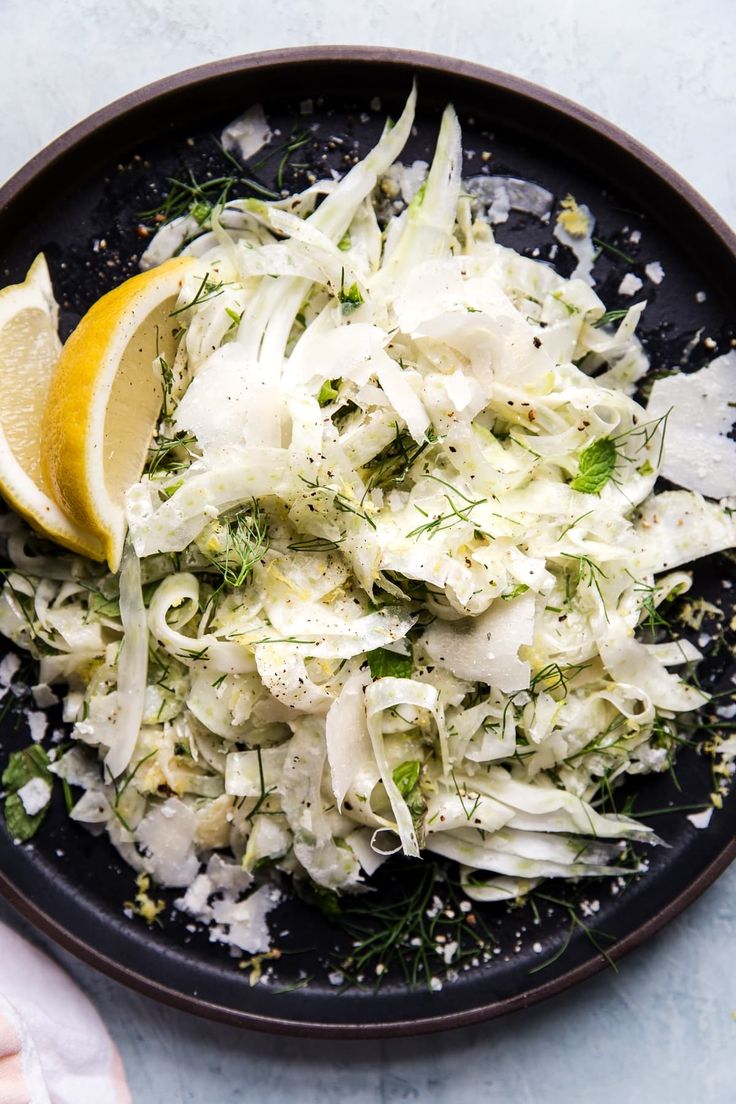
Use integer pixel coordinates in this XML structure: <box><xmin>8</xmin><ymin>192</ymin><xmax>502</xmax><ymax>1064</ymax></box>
<box><xmin>0</xmin><ymin>49</ymin><xmax>734</xmax><ymax>1036</ymax></box>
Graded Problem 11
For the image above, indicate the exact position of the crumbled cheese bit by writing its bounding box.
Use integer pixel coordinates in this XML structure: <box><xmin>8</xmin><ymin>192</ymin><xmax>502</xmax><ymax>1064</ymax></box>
<box><xmin>644</xmin><ymin>261</ymin><xmax>665</xmax><ymax>285</ymax></box>
<box><xmin>629</xmin><ymin>229</ymin><xmax>642</xmax><ymax>244</ymax></box>
<box><xmin>27</xmin><ymin>712</ymin><xmax>47</xmax><ymax>743</ymax></box>
<box><xmin>31</xmin><ymin>684</ymin><xmax>59</xmax><ymax>708</ymax></box>
<box><xmin>618</xmin><ymin>273</ymin><xmax>643</xmax><ymax>296</ymax></box>
<box><xmin>695</xmin><ymin>290</ymin><xmax>707</xmax><ymax>303</ymax></box>
<box><xmin>17</xmin><ymin>777</ymin><xmax>51</xmax><ymax>816</ymax></box>
<box><xmin>687</xmin><ymin>808</ymin><xmax>714</xmax><ymax>829</ymax></box>
<box><xmin>0</xmin><ymin>653</ymin><xmax>20</xmax><ymax>687</ymax></box>
<box><xmin>429</xmin><ymin>976</ymin><xmax>443</xmax><ymax>992</ymax></box>
<box><xmin>532</xmin><ymin>941</ymin><xmax>543</xmax><ymax>953</ymax></box>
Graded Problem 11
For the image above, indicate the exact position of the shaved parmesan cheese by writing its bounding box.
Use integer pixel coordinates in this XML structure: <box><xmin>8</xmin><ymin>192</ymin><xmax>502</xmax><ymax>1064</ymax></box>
<box><xmin>210</xmin><ymin>884</ymin><xmax>281</xmax><ymax>953</ymax></box>
<box><xmin>633</xmin><ymin>491</ymin><xmax>736</xmax><ymax>573</ymax></box>
<box><xmin>175</xmin><ymin>345</ymin><xmax>283</xmax><ymax>454</ymax></box>
<box><xmin>420</xmin><ymin>592</ymin><xmax>535</xmax><ymax>692</ymax></box>
<box><xmin>465</xmin><ymin>176</ymin><xmax>554</xmax><ymax>224</ymax></box>
<box><xmin>647</xmin><ymin>354</ymin><xmax>736</xmax><ymax>499</ymax></box>
<box><xmin>687</xmin><ymin>807</ymin><xmax>714</xmax><ymax>829</ymax></box>
<box><xmin>221</xmin><ymin>104</ymin><xmax>272</xmax><ymax>162</ymax></box>
<box><xmin>137</xmin><ymin>798</ymin><xmax>199</xmax><ymax>887</ymax></box>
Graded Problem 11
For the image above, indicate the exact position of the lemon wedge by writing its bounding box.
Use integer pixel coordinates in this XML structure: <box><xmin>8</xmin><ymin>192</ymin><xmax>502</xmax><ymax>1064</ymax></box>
<box><xmin>0</xmin><ymin>254</ymin><xmax>105</xmax><ymax>560</ymax></box>
<box><xmin>43</xmin><ymin>255</ymin><xmax>195</xmax><ymax>571</ymax></box>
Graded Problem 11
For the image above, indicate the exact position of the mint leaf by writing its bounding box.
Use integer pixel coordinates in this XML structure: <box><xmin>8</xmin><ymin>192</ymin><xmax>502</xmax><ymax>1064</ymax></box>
<box><xmin>367</xmin><ymin>647</ymin><xmax>412</xmax><ymax>679</ymax></box>
<box><xmin>3</xmin><ymin>792</ymin><xmax>47</xmax><ymax>841</ymax></box>
<box><xmin>571</xmin><ymin>438</ymin><xmax>617</xmax><ymax>494</ymax></box>
<box><xmin>392</xmin><ymin>760</ymin><xmax>421</xmax><ymax>798</ymax></box>
<box><xmin>2</xmin><ymin>746</ymin><xmax>53</xmax><ymax>841</ymax></box>
<box><xmin>2</xmin><ymin>745</ymin><xmax>51</xmax><ymax>791</ymax></box>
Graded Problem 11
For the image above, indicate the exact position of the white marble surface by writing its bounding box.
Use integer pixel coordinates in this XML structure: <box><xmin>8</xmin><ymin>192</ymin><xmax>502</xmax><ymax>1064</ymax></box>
<box><xmin>1</xmin><ymin>2</ymin><xmax>735</xmax><ymax>1101</ymax></box>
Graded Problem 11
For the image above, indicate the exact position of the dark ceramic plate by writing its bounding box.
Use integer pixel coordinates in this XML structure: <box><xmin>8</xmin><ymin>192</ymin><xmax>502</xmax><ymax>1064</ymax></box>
<box><xmin>0</xmin><ymin>47</ymin><xmax>734</xmax><ymax>1037</ymax></box>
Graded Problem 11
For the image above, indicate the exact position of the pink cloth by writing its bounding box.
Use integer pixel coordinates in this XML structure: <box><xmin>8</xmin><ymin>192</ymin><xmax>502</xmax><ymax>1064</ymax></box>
<box><xmin>0</xmin><ymin>923</ymin><xmax>131</xmax><ymax>1104</ymax></box>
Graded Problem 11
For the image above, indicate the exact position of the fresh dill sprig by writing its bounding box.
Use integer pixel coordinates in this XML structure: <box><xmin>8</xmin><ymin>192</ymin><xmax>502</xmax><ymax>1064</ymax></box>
<box><xmin>592</xmin><ymin>237</ymin><xmax>637</xmax><ymax>265</ymax></box>
<box><xmin>562</xmin><ymin>711</ymin><xmax>631</xmax><ymax>766</ymax></box>
<box><xmin>146</xmin><ymin>432</ymin><xmax>197</xmax><ymax>478</ymax></box>
<box><xmin>169</xmin><ymin>272</ymin><xmax>226</xmax><ymax>317</ymax></box>
<box><xmin>530</xmin><ymin>660</ymin><xmax>592</xmax><ymax>697</ymax></box>
<box><xmin>450</xmin><ymin>770</ymin><xmax>483</xmax><ymax>821</ymax></box>
<box><xmin>406</xmin><ymin>490</ymin><xmax>489</xmax><ymax>541</ymax></box>
<box><xmin>139</xmin><ymin>170</ymin><xmax>238</xmax><ymax>227</ymax></box>
<box><xmin>594</xmin><ymin>308</ymin><xmax>630</xmax><ymax>328</ymax></box>
<box><xmin>561</xmin><ymin>553</ymin><xmax>608</xmax><ymax>609</ymax></box>
<box><xmin>287</xmin><ymin>535</ymin><xmax>344</xmax><ymax>553</ymax></box>
<box><xmin>328</xmin><ymin>859</ymin><xmax>497</xmax><ymax>992</ymax></box>
<box><xmin>298</xmin><ymin>475</ymin><xmax>377</xmax><ymax>530</ymax></box>
<box><xmin>200</xmin><ymin>502</ymin><xmax>270</xmax><ymax>588</ymax></box>
<box><xmin>362</xmin><ymin>423</ymin><xmax>436</xmax><ymax>491</ymax></box>
<box><xmin>247</xmin><ymin>747</ymin><xmax>279</xmax><ymax>822</ymax></box>
<box><xmin>527</xmin><ymin>889</ymin><xmax>618</xmax><ymax>975</ymax></box>
<box><xmin>276</xmin><ymin>129</ymin><xmax>311</xmax><ymax>191</ymax></box>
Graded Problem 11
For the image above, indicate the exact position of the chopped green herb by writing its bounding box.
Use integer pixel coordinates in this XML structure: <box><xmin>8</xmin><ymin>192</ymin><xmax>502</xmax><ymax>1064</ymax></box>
<box><xmin>367</xmin><ymin>647</ymin><xmax>412</xmax><ymax>679</ymax></box>
<box><xmin>198</xmin><ymin>502</ymin><xmax>269</xmax><ymax>589</ymax></box>
<box><xmin>317</xmin><ymin>379</ymin><xmax>341</xmax><ymax>406</ymax></box>
<box><xmin>571</xmin><ymin>437</ymin><xmax>617</xmax><ymax>495</ymax></box>
<box><xmin>501</xmin><ymin>583</ymin><xmax>530</xmax><ymax>601</ymax></box>
<box><xmin>338</xmin><ymin>270</ymin><xmax>364</xmax><ymax>315</ymax></box>
<box><xmin>594</xmin><ymin>308</ymin><xmax>629</xmax><ymax>328</ymax></box>
<box><xmin>392</xmin><ymin>760</ymin><xmax>421</xmax><ymax>798</ymax></box>
<box><xmin>2</xmin><ymin>745</ymin><xmax>53</xmax><ymax>841</ymax></box>
<box><xmin>363</xmin><ymin>423</ymin><xmax>436</xmax><ymax>491</ymax></box>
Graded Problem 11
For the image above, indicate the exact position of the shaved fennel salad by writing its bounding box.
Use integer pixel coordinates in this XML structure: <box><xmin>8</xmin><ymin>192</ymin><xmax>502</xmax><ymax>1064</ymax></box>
<box><xmin>2</xmin><ymin>86</ymin><xmax>735</xmax><ymax>961</ymax></box>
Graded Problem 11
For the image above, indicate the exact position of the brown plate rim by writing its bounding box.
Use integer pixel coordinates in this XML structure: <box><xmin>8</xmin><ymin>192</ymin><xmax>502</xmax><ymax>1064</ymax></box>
<box><xmin>0</xmin><ymin>44</ymin><xmax>734</xmax><ymax>1038</ymax></box>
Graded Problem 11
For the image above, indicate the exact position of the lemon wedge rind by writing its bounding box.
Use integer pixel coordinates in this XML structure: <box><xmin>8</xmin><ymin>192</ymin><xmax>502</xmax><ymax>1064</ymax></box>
<box><xmin>0</xmin><ymin>254</ymin><xmax>105</xmax><ymax>560</ymax></box>
<box><xmin>43</xmin><ymin>256</ymin><xmax>195</xmax><ymax>571</ymax></box>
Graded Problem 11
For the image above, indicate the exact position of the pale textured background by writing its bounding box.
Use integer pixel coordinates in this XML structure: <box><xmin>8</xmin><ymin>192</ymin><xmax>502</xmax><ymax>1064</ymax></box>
<box><xmin>1</xmin><ymin>1</ymin><xmax>735</xmax><ymax>1101</ymax></box>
